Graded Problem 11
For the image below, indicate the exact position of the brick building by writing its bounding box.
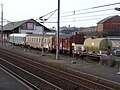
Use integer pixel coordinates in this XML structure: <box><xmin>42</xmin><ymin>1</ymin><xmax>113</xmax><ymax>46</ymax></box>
<box><xmin>97</xmin><ymin>15</ymin><xmax>120</xmax><ymax>36</ymax></box>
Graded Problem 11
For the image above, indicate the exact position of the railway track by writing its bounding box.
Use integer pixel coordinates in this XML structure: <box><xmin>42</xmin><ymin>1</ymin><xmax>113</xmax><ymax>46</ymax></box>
<box><xmin>0</xmin><ymin>48</ymin><xmax>120</xmax><ymax>90</ymax></box>
<box><xmin>0</xmin><ymin>58</ymin><xmax>62</xmax><ymax>90</ymax></box>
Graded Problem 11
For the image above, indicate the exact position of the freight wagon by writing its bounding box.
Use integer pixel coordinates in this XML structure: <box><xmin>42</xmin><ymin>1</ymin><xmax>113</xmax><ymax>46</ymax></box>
<box><xmin>53</xmin><ymin>33</ymin><xmax>85</xmax><ymax>54</ymax></box>
<box><xmin>106</xmin><ymin>37</ymin><xmax>120</xmax><ymax>56</ymax></box>
<box><xmin>72</xmin><ymin>38</ymin><xmax>112</xmax><ymax>60</ymax></box>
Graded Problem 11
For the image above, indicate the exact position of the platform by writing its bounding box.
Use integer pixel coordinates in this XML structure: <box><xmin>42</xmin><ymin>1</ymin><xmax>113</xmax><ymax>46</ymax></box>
<box><xmin>0</xmin><ymin>67</ymin><xmax>32</xmax><ymax>90</ymax></box>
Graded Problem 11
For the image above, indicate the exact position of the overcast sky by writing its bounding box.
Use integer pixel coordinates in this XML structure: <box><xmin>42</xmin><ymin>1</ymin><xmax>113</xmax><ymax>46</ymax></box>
<box><xmin>0</xmin><ymin>0</ymin><xmax>120</xmax><ymax>28</ymax></box>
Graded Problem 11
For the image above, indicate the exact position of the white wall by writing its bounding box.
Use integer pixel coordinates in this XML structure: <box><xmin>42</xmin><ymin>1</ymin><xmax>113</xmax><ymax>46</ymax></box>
<box><xmin>20</xmin><ymin>26</ymin><xmax>43</xmax><ymax>34</ymax></box>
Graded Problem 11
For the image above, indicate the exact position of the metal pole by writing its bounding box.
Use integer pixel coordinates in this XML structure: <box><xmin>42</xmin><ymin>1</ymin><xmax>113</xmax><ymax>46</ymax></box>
<box><xmin>12</xmin><ymin>30</ymin><xmax>14</xmax><ymax>49</ymax></box>
<box><xmin>1</xmin><ymin>4</ymin><xmax>3</xmax><ymax>46</ymax></box>
<box><xmin>41</xmin><ymin>21</ymin><xmax>44</xmax><ymax>56</ymax></box>
<box><xmin>56</xmin><ymin>0</ymin><xmax>60</xmax><ymax>60</ymax></box>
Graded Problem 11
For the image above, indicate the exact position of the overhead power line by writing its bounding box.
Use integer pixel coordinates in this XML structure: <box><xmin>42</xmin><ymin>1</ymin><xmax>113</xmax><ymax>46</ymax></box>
<box><xmin>60</xmin><ymin>13</ymin><xmax>120</xmax><ymax>20</ymax></box>
<box><xmin>61</xmin><ymin>2</ymin><xmax>120</xmax><ymax>14</ymax></box>
<box><xmin>49</xmin><ymin>2</ymin><xmax>120</xmax><ymax>20</ymax></box>
<box><xmin>50</xmin><ymin>8</ymin><xmax>114</xmax><ymax>19</ymax></box>
<box><xmin>92</xmin><ymin>2</ymin><xmax>120</xmax><ymax>9</ymax></box>
<box><xmin>61</xmin><ymin>8</ymin><xmax>114</xmax><ymax>18</ymax></box>
<box><xmin>44</xmin><ymin>2</ymin><xmax>120</xmax><ymax>26</ymax></box>
<box><xmin>38</xmin><ymin>9</ymin><xmax>58</xmax><ymax>20</ymax></box>
<box><xmin>61</xmin><ymin>17</ymin><xmax>104</xmax><ymax>23</ymax></box>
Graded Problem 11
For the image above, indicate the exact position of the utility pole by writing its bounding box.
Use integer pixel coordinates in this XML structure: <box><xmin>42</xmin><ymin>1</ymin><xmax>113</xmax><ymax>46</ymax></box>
<box><xmin>1</xmin><ymin>4</ymin><xmax>3</xmax><ymax>46</ymax></box>
<box><xmin>56</xmin><ymin>0</ymin><xmax>60</xmax><ymax>60</ymax></box>
<box><xmin>39</xmin><ymin>9</ymin><xmax>57</xmax><ymax>56</ymax></box>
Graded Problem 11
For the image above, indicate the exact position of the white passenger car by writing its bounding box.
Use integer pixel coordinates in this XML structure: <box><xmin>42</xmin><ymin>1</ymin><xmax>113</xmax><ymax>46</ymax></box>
<box><xmin>9</xmin><ymin>33</ymin><xmax>28</xmax><ymax>45</ymax></box>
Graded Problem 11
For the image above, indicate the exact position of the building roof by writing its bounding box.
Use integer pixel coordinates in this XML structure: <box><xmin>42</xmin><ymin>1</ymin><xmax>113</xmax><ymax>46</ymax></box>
<box><xmin>97</xmin><ymin>15</ymin><xmax>120</xmax><ymax>24</ymax></box>
<box><xmin>2</xmin><ymin>19</ymin><xmax>50</xmax><ymax>32</ymax></box>
<box><xmin>3</xmin><ymin>19</ymin><xmax>29</xmax><ymax>31</ymax></box>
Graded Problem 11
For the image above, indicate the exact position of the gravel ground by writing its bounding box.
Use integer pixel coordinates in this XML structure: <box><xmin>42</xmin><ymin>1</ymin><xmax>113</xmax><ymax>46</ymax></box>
<box><xmin>0</xmin><ymin>42</ymin><xmax>120</xmax><ymax>83</ymax></box>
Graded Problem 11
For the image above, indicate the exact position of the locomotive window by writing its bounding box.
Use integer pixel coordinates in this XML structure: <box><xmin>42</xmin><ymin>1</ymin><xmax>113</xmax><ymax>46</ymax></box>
<box><xmin>39</xmin><ymin>38</ymin><xmax>41</xmax><ymax>43</ymax></box>
<box><xmin>44</xmin><ymin>39</ymin><xmax>46</xmax><ymax>43</ymax></box>
<box><xmin>32</xmin><ymin>38</ymin><xmax>34</xmax><ymax>42</ymax></box>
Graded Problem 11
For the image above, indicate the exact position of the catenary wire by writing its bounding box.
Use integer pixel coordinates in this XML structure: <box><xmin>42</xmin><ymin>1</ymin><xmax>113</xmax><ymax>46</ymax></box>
<box><xmin>60</xmin><ymin>13</ymin><xmax>120</xmax><ymax>20</ymax></box>
<box><xmin>49</xmin><ymin>8</ymin><xmax>115</xmax><ymax>20</ymax></box>
<box><xmin>61</xmin><ymin>2</ymin><xmax>120</xmax><ymax>14</ymax></box>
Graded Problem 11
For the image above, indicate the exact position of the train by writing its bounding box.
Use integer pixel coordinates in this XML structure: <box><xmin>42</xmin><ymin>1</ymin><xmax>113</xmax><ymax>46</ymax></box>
<box><xmin>9</xmin><ymin>33</ymin><xmax>85</xmax><ymax>53</ymax></box>
<box><xmin>9</xmin><ymin>33</ymin><xmax>112</xmax><ymax>60</ymax></box>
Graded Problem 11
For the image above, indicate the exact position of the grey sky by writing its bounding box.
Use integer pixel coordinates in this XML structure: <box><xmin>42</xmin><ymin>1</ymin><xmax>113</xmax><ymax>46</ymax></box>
<box><xmin>0</xmin><ymin>0</ymin><xmax>120</xmax><ymax>28</ymax></box>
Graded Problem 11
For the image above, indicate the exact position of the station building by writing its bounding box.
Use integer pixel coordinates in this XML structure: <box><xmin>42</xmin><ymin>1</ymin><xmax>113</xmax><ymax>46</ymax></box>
<box><xmin>0</xmin><ymin>19</ymin><xmax>51</xmax><ymax>40</ymax></box>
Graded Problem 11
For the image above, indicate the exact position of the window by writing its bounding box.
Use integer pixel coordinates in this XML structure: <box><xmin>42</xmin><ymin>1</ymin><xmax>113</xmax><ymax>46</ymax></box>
<box><xmin>39</xmin><ymin>38</ymin><xmax>41</xmax><ymax>43</ymax></box>
<box><xmin>20</xmin><ymin>22</ymin><xmax>34</xmax><ymax>30</ymax></box>
<box><xmin>27</xmin><ymin>23</ymin><xmax>34</xmax><ymax>30</ymax></box>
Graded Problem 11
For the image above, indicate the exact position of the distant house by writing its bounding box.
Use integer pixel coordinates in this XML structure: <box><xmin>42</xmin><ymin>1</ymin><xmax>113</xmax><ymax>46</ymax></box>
<box><xmin>60</xmin><ymin>26</ymin><xmax>97</xmax><ymax>37</ymax></box>
<box><xmin>97</xmin><ymin>15</ymin><xmax>120</xmax><ymax>32</ymax></box>
<box><xmin>60</xmin><ymin>26</ymin><xmax>80</xmax><ymax>34</ymax></box>
<box><xmin>0</xmin><ymin>19</ymin><xmax>51</xmax><ymax>40</ymax></box>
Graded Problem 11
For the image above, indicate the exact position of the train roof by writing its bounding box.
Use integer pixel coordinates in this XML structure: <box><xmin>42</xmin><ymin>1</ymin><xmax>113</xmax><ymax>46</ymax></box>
<box><xmin>59</xmin><ymin>34</ymin><xmax>72</xmax><ymax>39</ymax></box>
<box><xmin>59</xmin><ymin>34</ymin><xmax>84</xmax><ymax>39</ymax></box>
<box><xmin>26</xmin><ymin>34</ymin><xmax>55</xmax><ymax>37</ymax></box>
<box><xmin>9</xmin><ymin>33</ymin><xmax>28</xmax><ymax>37</ymax></box>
